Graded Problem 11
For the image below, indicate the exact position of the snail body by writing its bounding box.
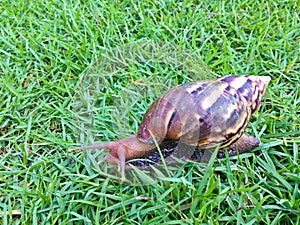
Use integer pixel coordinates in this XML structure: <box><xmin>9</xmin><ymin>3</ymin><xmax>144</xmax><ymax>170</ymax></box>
<box><xmin>70</xmin><ymin>75</ymin><xmax>271</xmax><ymax>180</ymax></box>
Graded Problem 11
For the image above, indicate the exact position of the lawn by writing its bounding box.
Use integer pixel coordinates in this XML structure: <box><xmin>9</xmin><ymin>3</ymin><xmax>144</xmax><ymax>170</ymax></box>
<box><xmin>0</xmin><ymin>0</ymin><xmax>299</xmax><ymax>224</ymax></box>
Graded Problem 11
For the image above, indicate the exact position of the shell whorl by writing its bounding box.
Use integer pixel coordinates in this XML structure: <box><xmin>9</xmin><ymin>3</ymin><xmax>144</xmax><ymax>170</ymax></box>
<box><xmin>137</xmin><ymin>75</ymin><xmax>270</xmax><ymax>149</ymax></box>
<box><xmin>219</xmin><ymin>75</ymin><xmax>271</xmax><ymax>114</ymax></box>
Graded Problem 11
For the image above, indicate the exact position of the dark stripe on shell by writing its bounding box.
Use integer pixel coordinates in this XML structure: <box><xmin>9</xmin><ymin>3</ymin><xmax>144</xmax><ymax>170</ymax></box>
<box><xmin>237</xmin><ymin>79</ymin><xmax>252</xmax><ymax>101</ymax></box>
<box><xmin>191</xmin><ymin>86</ymin><xmax>203</xmax><ymax>95</ymax></box>
<box><xmin>220</xmin><ymin>76</ymin><xmax>237</xmax><ymax>83</ymax></box>
<box><xmin>167</xmin><ymin>110</ymin><xmax>177</xmax><ymax>130</ymax></box>
<box><xmin>252</xmin><ymin>85</ymin><xmax>261</xmax><ymax>113</ymax></box>
<box><xmin>190</xmin><ymin>83</ymin><xmax>207</xmax><ymax>95</ymax></box>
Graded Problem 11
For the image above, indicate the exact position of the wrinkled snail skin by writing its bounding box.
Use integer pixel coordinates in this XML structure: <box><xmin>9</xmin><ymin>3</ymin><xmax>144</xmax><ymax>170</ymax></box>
<box><xmin>70</xmin><ymin>75</ymin><xmax>271</xmax><ymax>180</ymax></box>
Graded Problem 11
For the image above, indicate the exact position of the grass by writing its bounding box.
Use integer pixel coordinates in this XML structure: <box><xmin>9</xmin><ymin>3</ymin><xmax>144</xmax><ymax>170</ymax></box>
<box><xmin>0</xmin><ymin>0</ymin><xmax>299</xmax><ymax>224</ymax></box>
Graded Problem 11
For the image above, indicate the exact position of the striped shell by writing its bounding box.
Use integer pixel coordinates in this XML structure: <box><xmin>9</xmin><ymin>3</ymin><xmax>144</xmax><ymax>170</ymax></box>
<box><xmin>137</xmin><ymin>75</ymin><xmax>270</xmax><ymax>149</ymax></box>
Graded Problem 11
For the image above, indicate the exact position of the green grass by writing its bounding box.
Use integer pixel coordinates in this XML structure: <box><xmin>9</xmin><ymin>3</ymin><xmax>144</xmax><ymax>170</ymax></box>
<box><xmin>0</xmin><ymin>0</ymin><xmax>299</xmax><ymax>224</ymax></box>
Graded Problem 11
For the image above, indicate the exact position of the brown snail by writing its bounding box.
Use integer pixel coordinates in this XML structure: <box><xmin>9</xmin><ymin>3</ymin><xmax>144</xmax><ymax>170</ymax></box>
<box><xmin>70</xmin><ymin>75</ymin><xmax>271</xmax><ymax>180</ymax></box>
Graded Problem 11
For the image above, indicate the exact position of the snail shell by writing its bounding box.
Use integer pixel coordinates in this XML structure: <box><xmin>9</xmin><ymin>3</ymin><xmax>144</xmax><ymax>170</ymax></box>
<box><xmin>138</xmin><ymin>75</ymin><xmax>270</xmax><ymax>149</ymax></box>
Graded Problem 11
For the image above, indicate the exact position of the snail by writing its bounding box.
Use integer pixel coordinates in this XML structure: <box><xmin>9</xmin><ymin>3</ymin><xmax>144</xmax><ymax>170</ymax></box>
<box><xmin>70</xmin><ymin>75</ymin><xmax>271</xmax><ymax>180</ymax></box>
